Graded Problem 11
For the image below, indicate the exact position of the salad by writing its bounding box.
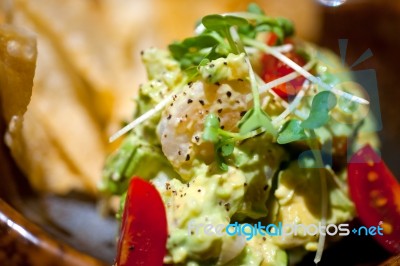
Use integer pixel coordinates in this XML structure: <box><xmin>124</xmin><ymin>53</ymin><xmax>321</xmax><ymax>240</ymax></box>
<box><xmin>100</xmin><ymin>4</ymin><xmax>399</xmax><ymax>266</ymax></box>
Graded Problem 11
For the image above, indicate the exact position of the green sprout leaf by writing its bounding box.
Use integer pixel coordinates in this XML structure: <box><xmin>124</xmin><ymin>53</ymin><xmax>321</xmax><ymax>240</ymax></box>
<box><xmin>215</xmin><ymin>138</ymin><xmax>234</xmax><ymax>171</ymax></box>
<box><xmin>255</xmin><ymin>23</ymin><xmax>271</xmax><ymax>33</ymax></box>
<box><xmin>271</xmin><ymin>26</ymin><xmax>284</xmax><ymax>44</ymax></box>
<box><xmin>277</xmin><ymin>119</ymin><xmax>308</xmax><ymax>144</ymax></box>
<box><xmin>220</xmin><ymin>139</ymin><xmax>235</xmax><ymax>156</ymax></box>
<box><xmin>183</xmin><ymin>66</ymin><xmax>200</xmax><ymax>80</ymax></box>
<box><xmin>168</xmin><ymin>35</ymin><xmax>221</xmax><ymax>70</ymax></box>
<box><xmin>199</xmin><ymin>58</ymin><xmax>210</xmax><ymax>67</ymax></box>
<box><xmin>203</xmin><ymin>113</ymin><xmax>220</xmax><ymax>143</ymax></box>
<box><xmin>182</xmin><ymin>34</ymin><xmax>219</xmax><ymax>48</ymax></box>
<box><xmin>169</xmin><ymin>35</ymin><xmax>218</xmax><ymax>58</ymax></box>
<box><xmin>276</xmin><ymin>17</ymin><xmax>294</xmax><ymax>37</ymax></box>
<box><xmin>301</xmin><ymin>91</ymin><xmax>337</xmax><ymax>129</ymax></box>
<box><xmin>202</xmin><ymin>114</ymin><xmax>235</xmax><ymax>171</ymax></box>
<box><xmin>169</xmin><ymin>4</ymin><xmax>295</xmax><ymax>76</ymax></box>
<box><xmin>238</xmin><ymin>108</ymin><xmax>277</xmax><ymax>137</ymax></box>
<box><xmin>238</xmin><ymin>24</ymin><xmax>257</xmax><ymax>39</ymax></box>
<box><xmin>217</xmin><ymin>159</ymin><xmax>228</xmax><ymax>172</ymax></box>
<box><xmin>202</xmin><ymin>14</ymin><xmax>248</xmax><ymax>54</ymax></box>
<box><xmin>247</xmin><ymin>3</ymin><xmax>265</xmax><ymax>15</ymax></box>
<box><xmin>202</xmin><ymin>14</ymin><xmax>249</xmax><ymax>31</ymax></box>
<box><xmin>168</xmin><ymin>43</ymin><xmax>186</xmax><ymax>59</ymax></box>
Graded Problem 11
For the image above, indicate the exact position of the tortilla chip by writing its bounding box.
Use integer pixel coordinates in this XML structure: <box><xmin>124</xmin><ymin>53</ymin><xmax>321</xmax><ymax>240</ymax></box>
<box><xmin>0</xmin><ymin>0</ymin><xmax>162</xmax><ymax>195</ymax></box>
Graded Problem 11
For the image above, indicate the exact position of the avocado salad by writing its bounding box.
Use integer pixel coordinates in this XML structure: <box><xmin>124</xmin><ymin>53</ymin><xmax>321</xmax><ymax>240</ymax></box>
<box><xmin>100</xmin><ymin>4</ymin><xmax>380</xmax><ymax>266</ymax></box>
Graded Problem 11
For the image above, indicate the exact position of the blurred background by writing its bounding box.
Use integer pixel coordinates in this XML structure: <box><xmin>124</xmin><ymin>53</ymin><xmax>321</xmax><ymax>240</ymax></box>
<box><xmin>0</xmin><ymin>0</ymin><xmax>399</xmax><ymax>265</ymax></box>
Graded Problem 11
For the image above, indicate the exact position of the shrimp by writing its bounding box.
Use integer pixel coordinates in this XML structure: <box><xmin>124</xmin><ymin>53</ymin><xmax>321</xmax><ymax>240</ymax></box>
<box><xmin>157</xmin><ymin>80</ymin><xmax>250</xmax><ymax>179</ymax></box>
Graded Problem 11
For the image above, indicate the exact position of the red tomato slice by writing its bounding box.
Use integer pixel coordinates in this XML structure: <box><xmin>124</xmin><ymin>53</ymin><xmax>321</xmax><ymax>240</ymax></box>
<box><xmin>265</xmin><ymin>32</ymin><xmax>279</xmax><ymax>46</ymax></box>
<box><xmin>116</xmin><ymin>177</ymin><xmax>168</xmax><ymax>266</ymax></box>
<box><xmin>348</xmin><ymin>145</ymin><xmax>400</xmax><ymax>254</ymax></box>
<box><xmin>261</xmin><ymin>51</ymin><xmax>306</xmax><ymax>100</ymax></box>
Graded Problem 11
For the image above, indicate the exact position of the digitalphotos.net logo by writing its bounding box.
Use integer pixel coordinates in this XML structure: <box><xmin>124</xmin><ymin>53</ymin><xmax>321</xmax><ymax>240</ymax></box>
<box><xmin>296</xmin><ymin>39</ymin><xmax>382</xmax><ymax>167</ymax></box>
<box><xmin>187</xmin><ymin>220</ymin><xmax>385</xmax><ymax>241</ymax></box>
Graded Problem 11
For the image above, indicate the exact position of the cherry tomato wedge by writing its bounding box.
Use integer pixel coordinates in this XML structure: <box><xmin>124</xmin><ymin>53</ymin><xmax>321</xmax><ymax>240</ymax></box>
<box><xmin>265</xmin><ymin>32</ymin><xmax>279</xmax><ymax>46</ymax></box>
<box><xmin>115</xmin><ymin>177</ymin><xmax>168</xmax><ymax>266</ymax></box>
<box><xmin>348</xmin><ymin>145</ymin><xmax>400</xmax><ymax>254</ymax></box>
<box><xmin>262</xmin><ymin>51</ymin><xmax>306</xmax><ymax>100</ymax></box>
<box><xmin>261</xmin><ymin>32</ymin><xmax>306</xmax><ymax>100</ymax></box>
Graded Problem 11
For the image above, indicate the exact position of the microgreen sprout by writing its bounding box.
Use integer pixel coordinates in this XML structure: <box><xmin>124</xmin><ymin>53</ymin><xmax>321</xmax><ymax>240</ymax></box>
<box><xmin>203</xmin><ymin>113</ymin><xmax>263</xmax><ymax>171</ymax></box>
<box><xmin>277</xmin><ymin>119</ymin><xmax>307</xmax><ymax>144</ymax></box>
<box><xmin>307</xmin><ymin>130</ymin><xmax>328</xmax><ymax>264</ymax></box>
<box><xmin>243</xmin><ymin>37</ymin><xmax>369</xmax><ymax>105</ymax></box>
<box><xmin>301</xmin><ymin>91</ymin><xmax>337</xmax><ymax>129</ymax></box>
<box><xmin>238</xmin><ymin>57</ymin><xmax>276</xmax><ymax>136</ymax></box>
<box><xmin>202</xmin><ymin>14</ymin><xmax>249</xmax><ymax>55</ymax></box>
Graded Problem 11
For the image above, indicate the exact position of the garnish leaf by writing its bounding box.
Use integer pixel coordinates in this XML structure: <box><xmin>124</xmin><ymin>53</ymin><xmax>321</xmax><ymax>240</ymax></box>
<box><xmin>216</xmin><ymin>158</ymin><xmax>228</xmax><ymax>172</ymax></box>
<box><xmin>247</xmin><ymin>3</ymin><xmax>265</xmax><ymax>15</ymax></box>
<box><xmin>238</xmin><ymin>24</ymin><xmax>257</xmax><ymax>39</ymax></box>
<box><xmin>199</xmin><ymin>58</ymin><xmax>210</xmax><ymax>67</ymax></box>
<box><xmin>238</xmin><ymin>108</ymin><xmax>277</xmax><ymax>137</ymax></box>
<box><xmin>182</xmin><ymin>34</ymin><xmax>219</xmax><ymax>48</ymax></box>
<box><xmin>169</xmin><ymin>4</ymin><xmax>295</xmax><ymax>73</ymax></box>
<box><xmin>277</xmin><ymin>119</ymin><xmax>307</xmax><ymax>144</ymax></box>
<box><xmin>205</xmin><ymin>45</ymin><xmax>222</xmax><ymax>61</ymax></box>
<box><xmin>301</xmin><ymin>91</ymin><xmax>337</xmax><ymax>129</ymax></box>
<box><xmin>220</xmin><ymin>139</ymin><xmax>235</xmax><ymax>156</ymax></box>
<box><xmin>215</xmin><ymin>138</ymin><xmax>234</xmax><ymax>171</ymax></box>
<box><xmin>202</xmin><ymin>15</ymin><xmax>249</xmax><ymax>31</ymax></box>
<box><xmin>202</xmin><ymin>14</ymin><xmax>249</xmax><ymax>54</ymax></box>
<box><xmin>183</xmin><ymin>66</ymin><xmax>200</xmax><ymax>80</ymax></box>
<box><xmin>168</xmin><ymin>35</ymin><xmax>220</xmax><ymax>69</ymax></box>
<box><xmin>272</xmin><ymin>26</ymin><xmax>284</xmax><ymax>44</ymax></box>
<box><xmin>169</xmin><ymin>35</ymin><xmax>218</xmax><ymax>58</ymax></box>
<box><xmin>276</xmin><ymin>17</ymin><xmax>294</xmax><ymax>37</ymax></box>
<box><xmin>168</xmin><ymin>43</ymin><xmax>186</xmax><ymax>59</ymax></box>
<box><xmin>203</xmin><ymin>113</ymin><xmax>249</xmax><ymax>171</ymax></box>
<box><xmin>203</xmin><ymin>113</ymin><xmax>220</xmax><ymax>143</ymax></box>
<box><xmin>203</xmin><ymin>114</ymin><xmax>234</xmax><ymax>171</ymax></box>
<box><xmin>255</xmin><ymin>23</ymin><xmax>271</xmax><ymax>33</ymax></box>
